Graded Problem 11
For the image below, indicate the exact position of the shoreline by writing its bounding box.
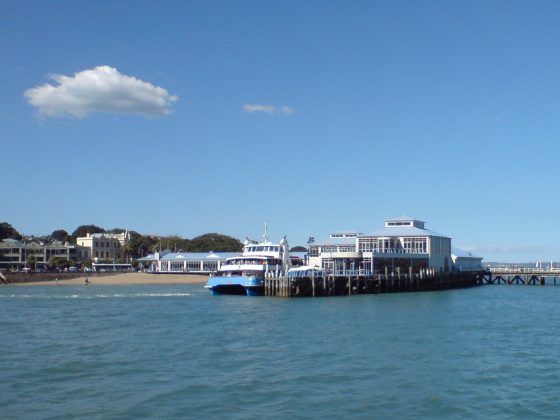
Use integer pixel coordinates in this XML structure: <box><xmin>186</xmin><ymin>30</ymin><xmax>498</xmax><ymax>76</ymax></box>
<box><xmin>7</xmin><ymin>272</ymin><xmax>209</xmax><ymax>286</ymax></box>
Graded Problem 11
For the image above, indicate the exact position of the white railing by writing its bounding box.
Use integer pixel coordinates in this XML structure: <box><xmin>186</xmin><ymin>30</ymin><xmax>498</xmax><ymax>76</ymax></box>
<box><xmin>359</xmin><ymin>248</ymin><xmax>428</xmax><ymax>254</ymax></box>
<box><xmin>489</xmin><ymin>267</ymin><xmax>560</xmax><ymax>274</ymax></box>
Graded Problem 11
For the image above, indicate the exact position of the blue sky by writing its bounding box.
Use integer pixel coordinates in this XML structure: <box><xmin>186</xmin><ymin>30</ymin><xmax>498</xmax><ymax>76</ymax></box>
<box><xmin>2</xmin><ymin>0</ymin><xmax>560</xmax><ymax>262</ymax></box>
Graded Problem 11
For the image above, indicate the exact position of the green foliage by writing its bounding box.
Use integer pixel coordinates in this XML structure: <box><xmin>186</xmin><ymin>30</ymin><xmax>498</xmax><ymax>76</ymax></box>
<box><xmin>126</xmin><ymin>231</ymin><xmax>157</xmax><ymax>258</ymax></box>
<box><xmin>0</xmin><ymin>222</ymin><xmax>22</xmax><ymax>241</ymax></box>
<box><xmin>155</xmin><ymin>235</ymin><xmax>190</xmax><ymax>253</ymax></box>
<box><xmin>51</xmin><ymin>229</ymin><xmax>70</xmax><ymax>243</ymax></box>
<box><xmin>26</xmin><ymin>255</ymin><xmax>36</xmax><ymax>268</ymax></box>
<box><xmin>48</xmin><ymin>256</ymin><xmax>69</xmax><ymax>269</ymax></box>
<box><xmin>2</xmin><ymin>221</ymin><xmax>243</xmax><ymax>256</ymax></box>
<box><xmin>290</xmin><ymin>246</ymin><xmax>308</xmax><ymax>252</ymax></box>
<box><xmin>130</xmin><ymin>232</ymin><xmax>242</xmax><ymax>254</ymax></box>
<box><xmin>108</xmin><ymin>228</ymin><xmax>127</xmax><ymax>234</ymax></box>
<box><xmin>70</xmin><ymin>225</ymin><xmax>105</xmax><ymax>243</ymax></box>
<box><xmin>185</xmin><ymin>233</ymin><xmax>242</xmax><ymax>252</ymax></box>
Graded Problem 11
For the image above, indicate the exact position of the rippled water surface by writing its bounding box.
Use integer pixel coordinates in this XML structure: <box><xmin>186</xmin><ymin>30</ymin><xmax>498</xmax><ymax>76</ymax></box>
<box><xmin>2</xmin><ymin>284</ymin><xmax>560</xmax><ymax>418</ymax></box>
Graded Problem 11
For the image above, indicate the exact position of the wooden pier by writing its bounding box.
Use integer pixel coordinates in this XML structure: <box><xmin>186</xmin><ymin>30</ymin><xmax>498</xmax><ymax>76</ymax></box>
<box><xmin>265</xmin><ymin>269</ymin><xmax>484</xmax><ymax>298</ymax></box>
<box><xmin>481</xmin><ymin>270</ymin><xmax>560</xmax><ymax>286</ymax></box>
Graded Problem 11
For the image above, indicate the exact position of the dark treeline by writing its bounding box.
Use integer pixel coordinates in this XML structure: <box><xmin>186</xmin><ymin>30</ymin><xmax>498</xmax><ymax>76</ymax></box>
<box><xmin>0</xmin><ymin>222</ymin><xmax>243</xmax><ymax>257</ymax></box>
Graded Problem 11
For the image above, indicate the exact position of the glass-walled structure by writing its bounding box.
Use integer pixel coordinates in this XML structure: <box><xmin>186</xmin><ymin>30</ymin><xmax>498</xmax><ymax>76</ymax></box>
<box><xmin>308</xmin><ymin>217</ymin><xmax>452</xmax><ymax>275</ymax></box>
<box><xmin>139</xmin><ymin>251</ymin><xmax>239</xmax><ymax>274</ymax></box>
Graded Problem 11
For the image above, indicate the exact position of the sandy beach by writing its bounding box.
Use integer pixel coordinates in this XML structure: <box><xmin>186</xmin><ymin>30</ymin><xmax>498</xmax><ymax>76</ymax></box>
<box><xmin>11</xmin><ymin>272</ymin><xmax>209</xmax><ymax>286</ymax></box>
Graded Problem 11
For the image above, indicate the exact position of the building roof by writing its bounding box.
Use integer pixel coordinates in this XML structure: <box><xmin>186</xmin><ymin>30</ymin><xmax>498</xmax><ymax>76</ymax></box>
<box><xmin>160</xmin><ymin>252</ymin><xmax>240</xmax><ymax>261</ymax></box>
<box><xmin>451</xmin><ymin>247</ymin><xmax>482</xmax><ymax>259</ymax></box>
<box><xmin>1</xmin><ymin>239</ymin><xmax>24</xmax><ymax>246</ymax></box>
<box><xmin>137</xmin><ymin>254</ymin><xmax>158</xmax><ymax>262</ymax></box>
<box><xmin>386</xmin><ymin>215</ymin><xmax>424</xmax><ymax>223</ymax></box>
<box><xmin>89</xmin><ymin>233</ymin><xmax>119</xmax><ymax>238</ymax></box>
<box><xmin>367</xmin><ymin>225</ymin><xmax>449</xmax><ymax>238</ymax></box>
<box><xmin>329</xmin><ymin>231</ymin><xmax>362</xmax><ymax>238</ymax></box>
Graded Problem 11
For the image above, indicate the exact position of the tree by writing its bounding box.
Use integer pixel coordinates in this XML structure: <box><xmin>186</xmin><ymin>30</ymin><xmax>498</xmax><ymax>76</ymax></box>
<box><xmin>0</xmin><ymin>222</ymin><xmax>22</xmax><ymax>240</ymax></box>
<box><xmin>70</xmin><ymin>225</ymin><xmax>105</xmax><ymax>243</ymax></box>
<box><xmin>126</xmin><ymin>231</ymin><xmax>157</xmax><ymax>258</ymax></box>
<box><xmin>48</xmin><ymin>256</ymin><xmax>59</xmax><ymax>269</ymax></box>
<box><xmin>186</xmin><ymin>233</ymin><xmax>242</xmax><ymax>252</ymax></box>
<box><xmin>159</xmin><ymin>235</ymin><xmax>190</xmax><ymax>252</ymax></box>
<box><xmin>51</xmin><ymin>229</ymin><xmax>70</xmax><ymax>243</ymax></box>
<box><xmin>290</xmin><ymin>246</ymin><xmax>308</xmax><ymax>252</ymax></box>
<box><xmin>108</xmin><ymin>228</ymin><xmax>127</xmax><ymax>234</ymax></box>
<box><xmin>26</xmin><ymin>255</ymin><xmax>36</xmax><ymax>269</ymax></box>
<box><xmin>48</xmin><ymin>256</ymin><xmax>67</xmax><ymax>270</ymax></box>
<box><xmin>122</xmin><ymin>239</ymin><xmax>134</xmax><ymax>262</ymax></box>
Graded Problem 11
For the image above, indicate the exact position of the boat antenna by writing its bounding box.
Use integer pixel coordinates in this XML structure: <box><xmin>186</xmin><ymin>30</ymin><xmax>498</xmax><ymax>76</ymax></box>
<box><xmin>263</xmin><ymin>221</ymin><xmax>269</xmax><ymax>244</ymax></box>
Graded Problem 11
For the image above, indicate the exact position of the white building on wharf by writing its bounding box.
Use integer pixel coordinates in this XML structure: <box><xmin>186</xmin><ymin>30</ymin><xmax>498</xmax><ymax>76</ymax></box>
<box><xmin>139</xmin><ymin>249</ymin><xmax>308</xmax><ymax>274</ymax></box>
<box><xmin>308</xmin><ymin>217</ymin><xmax>455</xmax><ymax>275</ymax></box>
<box><xmin>451</xmin><ymin>247</ymin><xmax>483</xmax><ymax>272</ymax></box>
<box><xmin>138</xmin><ymin>251</ymin><xmax>239</xmax><ymax>274</ymax></box>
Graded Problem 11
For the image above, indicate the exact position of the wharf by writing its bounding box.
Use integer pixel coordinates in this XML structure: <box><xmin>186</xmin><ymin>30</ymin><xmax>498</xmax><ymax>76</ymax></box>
<box><xmin>482</xmin><ymin>270</ymin><xmax>560</xmax><ymax>286</ymax></box>
<box><xmin>266</xmin><ymin>269</ymin><xmax>484</xmax><ymax>298</ymax></box>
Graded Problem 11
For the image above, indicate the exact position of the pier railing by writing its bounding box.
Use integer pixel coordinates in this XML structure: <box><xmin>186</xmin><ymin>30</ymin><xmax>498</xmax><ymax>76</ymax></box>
<box><xmin>489</xmin><ymin>267</ymin><xmax>560</xmax><ymax>275</ymax></box>
<box><xmin>482</xmin><ymin>270</ymin><xmax>560</xmax><ymax>286</ymax></box>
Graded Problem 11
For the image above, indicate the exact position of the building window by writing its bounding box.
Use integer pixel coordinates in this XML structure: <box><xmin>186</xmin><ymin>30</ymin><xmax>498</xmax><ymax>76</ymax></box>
<box><xmin>402</xmin><ymin>237</ymin><xmax>427</xmax><ymax>253</ymax></box>
<box><xmin>309</xmin><ymin>246</ymin><xmax>319</xmax><ymax>257</ymax></box>
<box><xmin>387</xmin><ymin>221</ymin><xmax>412</xmax><ymax>226</ymax></box>
<box><xmin>358</xmin><ymin>238</ymin><xmax>373</xmax><ymax>252</ymax></box>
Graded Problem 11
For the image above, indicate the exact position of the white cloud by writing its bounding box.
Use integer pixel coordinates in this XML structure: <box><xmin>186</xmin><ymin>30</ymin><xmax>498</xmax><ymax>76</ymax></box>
<box><xmin>24</xmin><ymin>65</ymin><xmax>178</xmax><ymax>118</ymax></box>
<box><xmin>243</xmin><ymin>104</ymin><xmax>294</xmax><ymax>115</ymax></box>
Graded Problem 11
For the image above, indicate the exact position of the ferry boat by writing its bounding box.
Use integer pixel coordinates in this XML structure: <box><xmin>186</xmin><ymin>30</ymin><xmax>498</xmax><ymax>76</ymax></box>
<box><xmin>205</xmin><ymin>225</ymin><xmax>295</xmax><ymax>296</ymax></box>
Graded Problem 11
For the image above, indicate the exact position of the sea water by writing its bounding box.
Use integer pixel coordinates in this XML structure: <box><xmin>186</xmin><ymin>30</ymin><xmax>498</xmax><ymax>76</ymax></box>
<box><xmin>1</xmin><ymin>284</ymin><xmax>560</xmax><ymax>418</ymax></box>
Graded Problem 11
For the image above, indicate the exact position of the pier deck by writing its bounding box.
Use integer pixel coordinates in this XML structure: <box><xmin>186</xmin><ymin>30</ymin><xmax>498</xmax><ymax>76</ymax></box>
<box><xmin>266</xmin><ymin>268</ymin><xmax>560</xmax><ymax>298</ymax></box>
<box><xmin>482</xmin><ymin>270</ymin><xmax>560</xmax><ymax>286</ymax></box>
<box><xmin>266</xmin><ymin>270</ymin><xmax>484</xmax><ymax>297</ymax></box>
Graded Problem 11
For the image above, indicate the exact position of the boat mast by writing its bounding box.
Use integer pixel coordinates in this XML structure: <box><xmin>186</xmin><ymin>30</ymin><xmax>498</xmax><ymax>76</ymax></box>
<box><xmin>263</xmin><ymin>221</ymin><xmax>269</xmax><ymax>244</ymax></box>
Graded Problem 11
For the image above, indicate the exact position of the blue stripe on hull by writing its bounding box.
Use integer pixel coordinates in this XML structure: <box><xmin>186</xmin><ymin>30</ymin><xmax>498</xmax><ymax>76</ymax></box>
<box><xmin>206</xmin><ymin>275</ymin><xmax>264</xmax><ymax>296</ymax></box>
<box><xmin>245</xmin><ymin>286</ymin><xmax>264</xmax><ymax>296</ymax></box>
